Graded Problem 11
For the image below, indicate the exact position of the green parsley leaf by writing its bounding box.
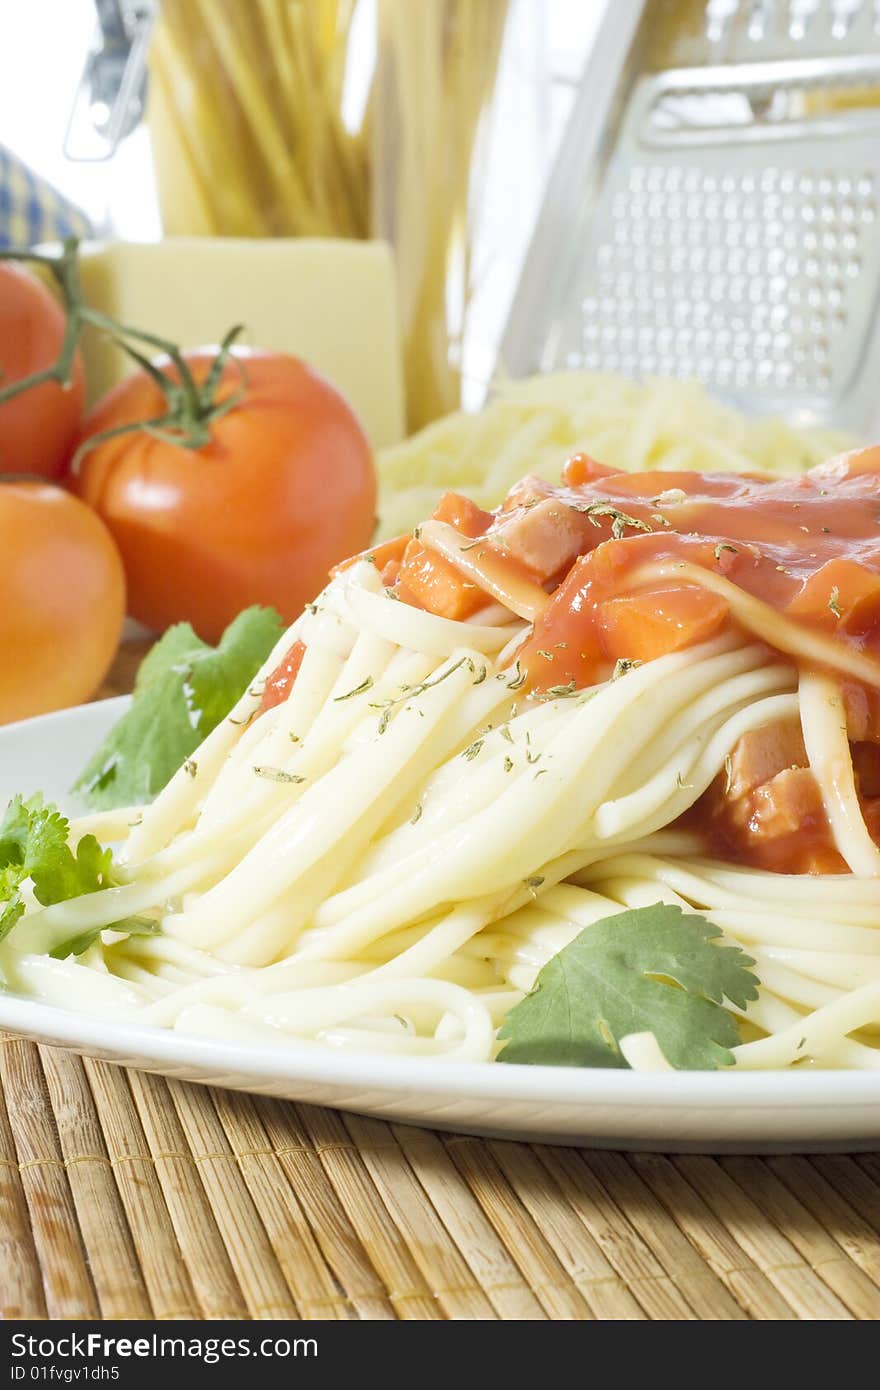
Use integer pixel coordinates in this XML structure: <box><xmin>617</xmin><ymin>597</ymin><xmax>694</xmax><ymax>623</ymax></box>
<box><xmin>49</xmin><ymin>915</ymin><xmax>160</xmax><ymax>960</ymax></box>
<box><xmin>74</xmin><ymin>606</ymin><xmax>284</xmax><ymax>809</ymax></box>
<box><xmin>546</xmin><ymin>681</ymin><xmax>578</xmax><ymax>698</ymax></box>
<box><xmin>0</xmin><ymin>794</ymin><xmax>118</xmax><ymax>946</ymax></box>
<box><xmin>333</xmin><ymin>676</ymin><xmax>374</xmax><ymax>702</ymax></box>
<box><xmin>612</xmin><ymin>658</ymin><xmax>641</xmax><ymax>680</ymax></box>
<box><xmin>508</xmin><ymin>662</ymin><xmax>527</xmax><ymax>691</ymax></box>
<box><xmin>252</xmin><ymin>766</ymin><xmax>306</xmax><ymax>784</ymax></box>
<box><xmin>497</xmin><ymin>903</ymin><xmax>759</xmax><ymax>1071</ymax></box>
<box><xmin>566</xmin><ymin>500</ymin><xmax>653</xmax><ymax>541</ymax></box>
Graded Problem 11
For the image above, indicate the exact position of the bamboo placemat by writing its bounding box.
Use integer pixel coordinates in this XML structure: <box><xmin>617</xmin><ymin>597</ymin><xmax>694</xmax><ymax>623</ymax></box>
<box><xmin>2</xmin><ymin>646</ymin><xmax>880</xmax><ymax>1321</ymax></box>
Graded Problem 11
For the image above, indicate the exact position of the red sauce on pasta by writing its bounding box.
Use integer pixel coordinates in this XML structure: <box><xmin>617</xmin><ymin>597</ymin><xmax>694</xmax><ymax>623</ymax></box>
<box><xmin>270</xmin><ymin>446</ymin><xmax>880</xmax><ymax>874</ymax></box>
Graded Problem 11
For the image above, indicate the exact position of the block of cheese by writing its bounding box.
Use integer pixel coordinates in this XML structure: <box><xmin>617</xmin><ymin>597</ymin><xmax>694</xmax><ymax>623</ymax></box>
<box><xmin>75</xmin><ymin>238</ymin><xmax>406</xmax><ymax>449</ymax></box>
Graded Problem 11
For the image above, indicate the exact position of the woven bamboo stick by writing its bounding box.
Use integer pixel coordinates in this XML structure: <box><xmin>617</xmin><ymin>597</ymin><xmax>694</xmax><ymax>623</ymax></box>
<box><xmin>0</xmin><ymin>1039</ymin><xmax>97</xmax><ymax>1318</ymax></box>
<box><xmin>6</xmin><ymin>1028</ymin><xmax>880</xmax><ymax>1321</ymax></box>
<box><xmin>536</xmin><ymin>1147</ymin><xmax>697</xmax><ymax>1319</ymax></box>
<box><xmin>443</xmin><ymin>1136</ymin><xmax>593</xmax><ymax>1319</ymax></box>
<box><xmin>38</xmin><ymin>1049</ymin><xmax>151</xmax><ymax>1319</ymax></box>
<box><xmin>769</xmin><ymin>1157</ymin><xmax>880</xmax><ymax>1291</ymax></box>
<box><xmin>166</xmin><ymin>1080</ymin><xmax>298</xmax><ymax>1319</ymax></box>
<box><xmin>126</xmin><ymin>1070</ymin><xmax>248</xmax><ymax>1319</ymax></box>
<box><xmin>211</xmin><ymin>1089</ymin><xmax>353</xmax><ymax>1319</ymax></box>
<box><xmin>853</xmin><ymin>1154</ymin><xmax>880</xmax><ymax>1231</ymax></box>
<box><xmin>391</xmin><ymin>1125</ymin><xmax>546</xmax><ymax>1319</ymax></box>
<box><xmin>0</xmin><ymin>1047</ymin><xmax>47</xmax><ymax>1319</ymax></box>
<box><xmin>83</xmin><ymin>1059</ymin><xmax>198</xmax><ymax>1319</ymax></box>
<box><xmin>488</xmin><ymin>1141</ymin><xmax>645</xmax><ymax>1319</ymax></box>
<box><xmin>343</xmin><ymin>1113</ymin><xmax>496</xmax><ymax>1319</ymax></box>
<box><xmin>720</xmin><ymin>1157</ymin><xmax>880</xmax><ymax>1320</ymax></box>
<box><xmin>255</xmin><ymin>1098</ymin><xmax>396</xmax><ymax>1319</ymax></box>
<box><xmin>627</xmin><ymin>1152</ymin><xmax>796</xmax><ymax>1320</ymax></box>
<box><xmin>587</xmin><ymin>1151</ymin><xmax>747</xmax><ymax>1320</ymax></box>
<box><xmin>673</xmin><ymin>1156</ymin><xmax>852</xmax><ymax>1319</ymax></box>
<box><xmin>816</xmin><ymin>1156</ymin><xmax>880</xmax><ymax>1242</ymax></box>
<box><xmin>299</xmin><ymin>1104</ymin><xmax>440</xmax><ymax>1320</ymax></box>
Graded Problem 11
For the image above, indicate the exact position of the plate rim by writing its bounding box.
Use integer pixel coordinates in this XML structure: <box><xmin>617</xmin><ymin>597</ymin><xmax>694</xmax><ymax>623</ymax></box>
<box><xmin>0</xmin><ymin>991</ymin><xmax>878</xmax><ymax>1113</ymax></box>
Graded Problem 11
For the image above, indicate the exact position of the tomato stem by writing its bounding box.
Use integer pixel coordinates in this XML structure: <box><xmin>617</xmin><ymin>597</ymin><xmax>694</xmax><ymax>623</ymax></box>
<box><xmin>0</xmin><ymin>239</ymin><xmax>247</xmax><ymax>459</ymax></box>
<box><xmin>0</xmin><ymin>239</ymin><xmax>84</xmax><ymax>400</ymax></box>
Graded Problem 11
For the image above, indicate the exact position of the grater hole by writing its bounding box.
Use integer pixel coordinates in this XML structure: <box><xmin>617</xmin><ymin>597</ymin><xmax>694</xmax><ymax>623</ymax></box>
<box><xmin>701</xmin><ymin>0</ymin><xmax>880</xmax><ymax>54</ymax></box>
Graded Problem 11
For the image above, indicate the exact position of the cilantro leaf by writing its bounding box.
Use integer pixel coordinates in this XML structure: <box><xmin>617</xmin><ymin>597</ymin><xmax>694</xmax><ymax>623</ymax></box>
<box><xmin>134</xmin><ymin>623</ymin><xmax>210</xmax><ymax>695</ymax></box>
<box><xmin>49</xmin><ymin>915</ymin><xmax>160</xmax><ymax>960</ymax></box>
<box><xmin>0</xmin><ymin>794</ymin><xmax>119</xmax><ymax>946</ymax></box>
<box><xmin>497</xmin><ymin>903</ymin><xmax>759</xmax><ymax>1071</ymax></box>
<box><xmin>74</xmin><ymin>605</ymin><xmax>284</xmax><ymax>810</ymax></box>
<box><xmin>0</xmin><ymin>867</ymin><xmax>26</xmax><ymax>939</ymax></box>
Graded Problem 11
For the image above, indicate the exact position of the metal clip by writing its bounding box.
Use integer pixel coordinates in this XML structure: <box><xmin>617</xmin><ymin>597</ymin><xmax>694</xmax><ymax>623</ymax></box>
<box><xmin>64</xmin><ymin>0</ymin><xmax>156</xmax><ymax>162</ymax></box>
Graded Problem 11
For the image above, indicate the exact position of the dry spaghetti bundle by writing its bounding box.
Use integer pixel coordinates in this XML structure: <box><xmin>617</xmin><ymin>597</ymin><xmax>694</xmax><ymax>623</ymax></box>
<box><xmin>148</xmin><ymin>0</ymin><xmax>509</xmax><ymax>429</ymax></box>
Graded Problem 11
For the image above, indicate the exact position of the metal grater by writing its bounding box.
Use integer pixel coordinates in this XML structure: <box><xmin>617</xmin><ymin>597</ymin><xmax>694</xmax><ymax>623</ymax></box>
<box><xmin>500</xmin><ymin>0</ymin><xmax>880</xmax><ymax>433</ymax></box>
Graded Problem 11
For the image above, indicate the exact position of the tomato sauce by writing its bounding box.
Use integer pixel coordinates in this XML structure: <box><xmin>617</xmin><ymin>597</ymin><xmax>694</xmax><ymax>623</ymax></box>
<box><xmin>682</xmin><ymin>767</ymin><xmax>848</xmax><ymax>875</ymax></box>
<box><xmin>513</xmin><ymin>449</ymin><xmax>880</xmax><ymax>691</ymax></box>
<box><xmin>391</xmin><ymin>448</ymin><xmax>880</xmax><ymax>697</ymax></box>
<box><xmin>391</xmin><ymin>445</ymin><xmax>880</xmax><ymax>875</ymax></box>
<box><xmin>263</xmin><ymin>445</ymin><xmax>880</xmax><ymax>875</ymax></box>
<box><xmin>260</xmin><ymin>639</ymin><xmax>306</xmax><ymax>712</ymax></box>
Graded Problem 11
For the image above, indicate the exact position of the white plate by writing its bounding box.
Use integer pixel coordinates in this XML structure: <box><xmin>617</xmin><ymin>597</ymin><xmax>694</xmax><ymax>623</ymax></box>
<box><xmin>1</xmin><ymin>698</ymin><xmax>879</xmax><ymax>1153</ymax></box>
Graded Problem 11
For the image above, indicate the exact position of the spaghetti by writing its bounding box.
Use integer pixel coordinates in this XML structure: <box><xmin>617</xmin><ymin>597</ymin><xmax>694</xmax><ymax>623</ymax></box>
<box><xmin>7</xmin><ymin>445</ymin><xmax>880</xmax><ymax>1071</ymax></box>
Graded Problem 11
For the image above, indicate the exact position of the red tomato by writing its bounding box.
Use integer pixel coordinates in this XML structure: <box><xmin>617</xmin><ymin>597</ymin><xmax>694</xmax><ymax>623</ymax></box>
<box><xmin>0</xmin><ymin>264</ymin><xmax>85</xmax><ymax>476</ymax></box>
<box><xmin>69</xmin><ymin>348</ymin><xmax>376</xmax><ymax>643</ymax></box>
<box><xmin>0</xmin><ymin>482</ymin><xmax>125</xmax><ymax>723</ymax></box>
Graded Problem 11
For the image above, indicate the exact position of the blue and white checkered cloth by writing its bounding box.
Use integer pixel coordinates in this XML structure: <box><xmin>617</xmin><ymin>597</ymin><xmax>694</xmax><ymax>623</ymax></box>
<box><xmin>0</xmin><ymin>144</ymin><xmax>93</xmax><ymax>248</ymax></box>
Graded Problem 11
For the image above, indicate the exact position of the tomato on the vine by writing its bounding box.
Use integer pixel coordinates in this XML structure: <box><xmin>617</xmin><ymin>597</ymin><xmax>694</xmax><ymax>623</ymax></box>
<box><xmin>0</xmin><ymin>264</ymin><xmax>85</xmax><ymax>477</ymax></box>
<box><xmin>70</xmin><ymin>347</ymin><xmax>376</xmax><ymax>642</ymax></box>
<box><xmin>0</xmin><ymin>482</ymin><xmax>125</xmax><ymax>723</ymax></box>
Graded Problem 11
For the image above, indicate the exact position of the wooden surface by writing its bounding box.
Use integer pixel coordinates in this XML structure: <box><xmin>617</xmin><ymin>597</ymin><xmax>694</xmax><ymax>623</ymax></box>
<box><xmin>3</xmin><ymin>644</ymin><xmax>880</xmax><ymax>1321</ymax></box>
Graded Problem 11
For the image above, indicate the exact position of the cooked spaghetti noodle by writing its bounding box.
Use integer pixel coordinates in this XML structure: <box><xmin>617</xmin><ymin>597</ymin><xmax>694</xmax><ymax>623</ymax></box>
<box><xmin>7</xmin><ymin>444</ymin><xmax>880</xmax><ymax>1071</ymax></box>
